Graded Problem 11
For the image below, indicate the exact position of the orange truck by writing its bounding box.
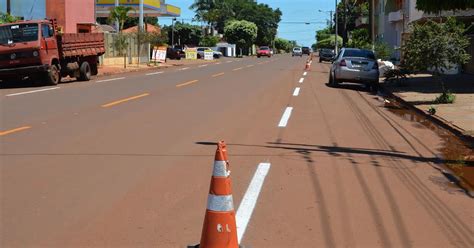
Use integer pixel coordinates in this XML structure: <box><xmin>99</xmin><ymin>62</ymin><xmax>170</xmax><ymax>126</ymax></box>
<box><xmin>0</xmin><ymin>19</ymin><xmax>105</xmax><ymax>85</ymax></box>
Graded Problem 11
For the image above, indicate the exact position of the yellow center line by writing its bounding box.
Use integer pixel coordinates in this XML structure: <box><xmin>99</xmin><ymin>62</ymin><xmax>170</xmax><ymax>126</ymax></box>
<box><xmin>233</xmin><ymin>67</ymin><xmax>243</xmax><ymax>71</ymax></box>
<box><xmin>0</xmin><ymin>126</ymin><xmax>32</xmax><ymax>136</ymax></box>
<box><xmin>212</xmin><ymin>72</ymin><xmax>225</xmax><ymax>77</ymax></box>
<box><xmin>101</xmin><ymin>93</ymin><xmax>150</xmax><ymax>108</ymax></box>
<box><xmin>176</xmin><ymin>79</ymin><xmax>199</xmax><ymax>88</ymax></box>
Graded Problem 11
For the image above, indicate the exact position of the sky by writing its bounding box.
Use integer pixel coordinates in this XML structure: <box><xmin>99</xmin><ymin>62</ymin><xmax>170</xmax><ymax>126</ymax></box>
<box><xmin>160</xmin><ymin>0</ymin><xmax>336</xmax><ymax>46</ymax></box>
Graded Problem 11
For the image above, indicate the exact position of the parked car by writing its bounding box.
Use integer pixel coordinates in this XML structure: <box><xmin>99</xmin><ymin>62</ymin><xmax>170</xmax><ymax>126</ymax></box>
<box><xmin>302</xmin><ymin>47</ymin><xmax>311</xmax><ymax>55</ymax></box>
<box><xmin>257</xmin><ymin>46</ymin><xmax>272</xmax><ymax>58</ymax></box>
<box><xmin>329</xmin><ymin>48</ymin><xmax>380</xmax><ymax>91</ymax></box>
<box><xmin>319</xmin><ymin>48</ymin><xmax>335</xmax><ymax>62</ymax></box>
<box><xmin>196</xmin><ymin>47</ymin><xmax>222</xmax><ymax>59</ymax></box>
<box><xmin>292</xmin><ymin>47</ymin><xmax>303</xmax><ymax>57</ymax></box>
<box><xmin>167</xmin><ymin>47</ymin><xmax>185</xmax><ymax>60</ymax></box>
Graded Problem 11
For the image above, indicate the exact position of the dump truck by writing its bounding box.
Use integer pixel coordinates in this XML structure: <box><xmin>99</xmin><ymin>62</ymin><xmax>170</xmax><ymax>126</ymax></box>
<box><xmin>0</xmin><ymin>19</ymin><xmax>105</xmax><ymax>85</ymax></box>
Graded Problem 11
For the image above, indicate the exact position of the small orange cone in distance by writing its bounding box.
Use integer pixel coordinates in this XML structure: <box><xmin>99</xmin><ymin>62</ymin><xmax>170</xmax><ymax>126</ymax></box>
<box><xmin>305</xmin><ymin>60</ymin><xmax>310</xmax><ymax>70</ymax></box>
<box><xmin>199</xmin><ymin>141</ymin><xmax>238</xmax><ymax>248</ymax></box>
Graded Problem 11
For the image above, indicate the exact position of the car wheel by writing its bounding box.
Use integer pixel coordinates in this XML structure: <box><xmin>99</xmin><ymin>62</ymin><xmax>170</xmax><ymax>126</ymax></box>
<box><xmin>330</xmin><ymin>72</ymin><xmax>339</xmax><ymax>87</ymax></box>
<box><xmin>319</xmin><ymin>59</ymin><xmax>322</xmax><ymax>63</ymax></box>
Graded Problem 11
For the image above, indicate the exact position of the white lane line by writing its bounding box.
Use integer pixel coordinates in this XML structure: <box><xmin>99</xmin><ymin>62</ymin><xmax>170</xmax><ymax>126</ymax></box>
<box><xmin>278</xmin><ymin>107</ymin><xmax>293</xmax><ymax>127</ymax></box>
<box><xmin>179</xmin><ymin>67</ymin><xmax>190</xmax><ymax>71</ymax></box>
<box><xmin>145</xmin><ymin>71</ymin><xmax>164</xmax><ymax>76</ymax></box>
<box><xmin>216</xmin><ymin>62</ymin><xmax>222</xmax><ymax>65</ymax></box>
<box><xmin>236</xmin><ymin>162</ymin><xmax>271</xmax><ymax>243</ymax></box>
<box><xmin>293</xmin><ymin>87</ymin><xmax>301</xmax><ymax>96</ymax></box>
<box><xmin>303</xmin><ymin>72</ymin><xmax>308</xmax><ymax>76</ymax></box>
<box><xmin>226</xmin><ymin>61</ymin><xmax>233</xmax><ymax>63</ymax></box>
<box><xmin>6</xmin><ymin>87</ymin><xmax>60</xmax><ymax>97</ymax></box>
<box><xmin>96</xmin><ymin>77</ymin><xmax>125</xmax><ymax>83</ymax></box>
<box><xmin>198</xmin><ymin>64</ymin><xmax>208</xmax><ymax>68</ymax></box>
<box><xmin>299</xmin><ymin>77</ymin><xmax>305</xmax><ymax>83</ymax></box>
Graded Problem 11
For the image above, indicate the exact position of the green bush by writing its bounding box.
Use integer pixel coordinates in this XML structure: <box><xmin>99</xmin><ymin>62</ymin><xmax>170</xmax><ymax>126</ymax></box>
<box><xmin>374</xmin><ymin>41</ymin><xmax>393</xmax><ymax>61</ymax></box>
<box><xmin>435</xmin><ymin>91</ymin><xmax>456</xmax><ymax>104</ymax></box>
<box><xmin>200</xmin><ymin>35</ymin><xmax>220</xmax><ymax>47</ymax></box>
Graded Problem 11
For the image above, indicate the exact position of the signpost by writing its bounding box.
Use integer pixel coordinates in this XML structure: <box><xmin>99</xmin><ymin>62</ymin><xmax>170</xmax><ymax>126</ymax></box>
<box><xmin>204</xmin><ymin>49</ymin><xmax>214</xmax><ymax>60</ymax></box>
<box><xmin>152</xmin><ymin>46</ymin><xmax>167</xmax><ymax>64</ymax></box>
<box><xmin>185</xmin><ymin>48</ymin><xmax>198</xmax><ymax>60</ymax></box>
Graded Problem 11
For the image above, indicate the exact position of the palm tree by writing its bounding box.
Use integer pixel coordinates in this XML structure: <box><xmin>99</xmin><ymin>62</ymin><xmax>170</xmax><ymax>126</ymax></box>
<box><xmin>109</xmin><ymin>6</ymin><xmax>133</xmax><ymax>32</ymax></box>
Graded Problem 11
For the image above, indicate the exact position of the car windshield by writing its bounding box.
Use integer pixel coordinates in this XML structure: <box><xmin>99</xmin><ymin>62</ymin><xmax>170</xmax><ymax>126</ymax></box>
<box><xmin>343</xmin><ymin>49</ymin><xmax>375</xmax><ymax>59</ymax></box>
<box><xmin>0</xmin><ymin>23</ymin><xmax>39</xmax><ymax>44</ymax></box>
<box><xmin>321</xmin><ymin>49</ymin><xmax>333</xmax><ymax>54</ymax></box>
<box><xmin>293</xmin><ymin>48</ymin><xmax>301</xmax><ymax>51</ymax></box>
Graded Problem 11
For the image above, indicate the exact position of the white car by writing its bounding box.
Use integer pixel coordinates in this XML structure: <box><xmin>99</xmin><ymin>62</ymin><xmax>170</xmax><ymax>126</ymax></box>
<box><xmin>197</xmin><ymin>47</ymin><xmax>222</xmax><ymax>59</ymax></box>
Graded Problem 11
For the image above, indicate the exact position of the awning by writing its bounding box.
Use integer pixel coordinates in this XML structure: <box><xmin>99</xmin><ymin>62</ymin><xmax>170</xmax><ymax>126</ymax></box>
<box><xmin>96</xmin><ymin>0</ymin><xmax>180</xmax><ymax>18</ymax></box>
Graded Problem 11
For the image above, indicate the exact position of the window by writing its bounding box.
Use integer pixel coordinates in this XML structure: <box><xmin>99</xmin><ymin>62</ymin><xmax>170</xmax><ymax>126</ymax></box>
<box><xmin>41</xmin><ymin>24</ymin><xmax>53</xmax><ymax>38</ymax></box>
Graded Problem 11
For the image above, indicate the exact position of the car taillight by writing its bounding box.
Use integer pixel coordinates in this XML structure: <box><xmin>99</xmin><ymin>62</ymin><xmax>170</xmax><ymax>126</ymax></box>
<box><xmin>339</xmin><ymin>59</ymin><xmax>347</xmax><ymax>67</ymax></box>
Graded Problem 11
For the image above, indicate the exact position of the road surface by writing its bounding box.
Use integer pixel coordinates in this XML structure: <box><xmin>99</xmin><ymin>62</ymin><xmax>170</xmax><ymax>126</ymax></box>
<box><xmin>1</xmin><ymin>55</ymin><xmax>473</xmax><ymax>247</ymax></box>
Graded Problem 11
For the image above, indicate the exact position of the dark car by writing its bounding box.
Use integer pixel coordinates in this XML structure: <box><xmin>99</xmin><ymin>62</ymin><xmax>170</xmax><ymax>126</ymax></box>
<box><xmin>319</xmin><ymin>48</ymin><xmax>335</xmax><ymax>62</ymax></box>
<box><xmin>302</xmin><ymin>47</ymin><xmax>311</xmax><ymax>55</ymax></box>
<box><xmin>167</xmin><ymin>47</ymin><xmax>185</xmax><ymax>60</ymax></box>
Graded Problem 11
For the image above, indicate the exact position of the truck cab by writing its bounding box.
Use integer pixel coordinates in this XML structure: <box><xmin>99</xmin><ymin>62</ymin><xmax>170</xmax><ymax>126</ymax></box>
<box><xmin>0</xmin><ymin>20</ymin><xmax>60</xmax><ymax>83</ymax></box>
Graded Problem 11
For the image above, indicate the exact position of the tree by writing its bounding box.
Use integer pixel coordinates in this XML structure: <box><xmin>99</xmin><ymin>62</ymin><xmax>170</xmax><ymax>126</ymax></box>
<box><xmin>316</xmin><ymin>27</ymin><xmax>333</xmax><ymax>42</ymax></box>
<box><xmin>109</xmin><ymin>6</ymin><xmax>133</xmax><ymax>32</ymax></box>
<box><xmin>224</xmin><ymin>20</ymin><xmax>257</xmax><ymax>56</ymax></box>
<box><xmin>402</xmin><ymin>17</ymin><xmax>470</xmax><ymax>90</ymax></box>
<box><xmin>274</xmin><ymin>37</ymin><xmax>294</xmax><ymax>53</ymax></box>
<box><xmin>0</xmin><ymin>12</ymin><xmax>19</xmax><ymax>24</ymax></box>
<box><xmin>200</xmin><ymin>35</ymin><xmax>220</xmax><ymax>47</ymax></box>
<box><xmin>347</xmin><ymin>28</ymin><xmax>370</xmax><ymax>48</ymax></box>
<box><xmin>316</xmin><ymin>35</ymin><xmax>343</xmax><ymax>49</ymax></box>
<box><xmin>416</xmin><ymin>0</ymin><xmax>474</xmax><ymax>14</ymax></box>
<box><xmin>190</xmin><ymin>0</ymin><xmax>281</xmax><ymax>46</ymax></box>
<box><xmin>162</xmin><ymin>22</ymin><xmax>202</xmax><ymax>46</ymax></box>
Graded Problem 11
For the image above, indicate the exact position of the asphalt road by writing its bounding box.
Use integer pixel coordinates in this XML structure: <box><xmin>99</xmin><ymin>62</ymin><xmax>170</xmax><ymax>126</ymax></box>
<box><xmin>1</xmin><ymin>55</ymin><xmax>473</xmax><ymax>247</ymax></box>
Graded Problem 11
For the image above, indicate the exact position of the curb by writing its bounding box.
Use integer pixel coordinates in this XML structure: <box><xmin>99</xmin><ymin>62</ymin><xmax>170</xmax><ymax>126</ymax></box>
<box><xmin>380</xmin><ymin>85</ymin><xmax>474</xmax><ymax>198</ymax></box>
<box><xmin>380</xmin><ymin>85</ymin><xmax>474</xmax><ymax>145</ymax></box>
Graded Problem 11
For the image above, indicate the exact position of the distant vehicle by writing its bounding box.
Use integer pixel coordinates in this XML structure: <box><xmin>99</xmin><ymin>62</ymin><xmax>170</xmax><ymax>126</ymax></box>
<box><xmin>167</xmin><ymin>47</ymin><xmax>185</xmax><ymax>60</ymax></box>
<box><xmin>257</xmin><ymin>46</ymin><xmax>272</xmax><ymax>58</ymax></box>
<box><xmin>302</xmin><ymin>47</ymin><xmax>311</xmax><ymax>55</ymax></box>
<box><xmin>0</xmin><ymin>19</ymin><xmax>105</xmax><ymax>85</ymax></box>
<box><xmin>319</xmin><ymin>48</ymin><xmax>335</xmax><ymax>62</ymax></box>
<box><xmin>196</xmin><ymin>47</ymin><xmax>222</xmax><ymax>59</ymax></box>
<box><xmin>329</xmin><ymin>48</ymin><xmax>379</xmax><ymax>91</ymax></box>
<box><xmin>292</xmin><ymin>47</ymin><xmax>303</xmax><ymax>57</ymax></box>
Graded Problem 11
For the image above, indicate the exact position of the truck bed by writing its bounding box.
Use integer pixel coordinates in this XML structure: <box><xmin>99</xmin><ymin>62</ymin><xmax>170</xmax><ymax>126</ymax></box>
<box><xmin>59</xmin><ymin>33</ymin><xmax>105</xmax><ymax>58</ymax></box>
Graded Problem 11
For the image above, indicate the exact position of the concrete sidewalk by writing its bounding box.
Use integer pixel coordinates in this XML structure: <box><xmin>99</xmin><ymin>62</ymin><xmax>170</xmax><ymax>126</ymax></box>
<box><xmin>97</xmin><ymin>58</ymin><xmax>224</xmax><ymax>77</ymax></box>
<box><xmin>382</xmin><ymin>73</ymin><xmax>474</xmax><ymax>137</ymax></box>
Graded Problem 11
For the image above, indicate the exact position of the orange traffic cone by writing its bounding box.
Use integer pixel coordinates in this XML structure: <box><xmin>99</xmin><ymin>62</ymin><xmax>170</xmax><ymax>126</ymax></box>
<box><xmin>192</xmin><ymin>141</ymin><xmax>239</xmax><ymax>248</ymax></box>
<box><xmin>305</xmin><ymin>60</ymin><xmax>310</xmax><ymax>70</ymax></box>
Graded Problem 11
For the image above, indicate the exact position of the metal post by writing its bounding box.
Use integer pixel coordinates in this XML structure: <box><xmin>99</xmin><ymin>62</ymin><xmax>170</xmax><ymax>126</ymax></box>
<box><xmin>330</xmin><ymin>10</ymin><xmax>333</xmax><ymax>30</ymax></box>
<box><xmin>335</xmin><ymin>0</ymin><xmax>338</xmax><ymax>53</ymax></box>
<box><xmin>139</xmin><ymin>0</ymin><xmax>144</xmax><ymax>31</ymax></box>
<box><xmin>172</xmin><ymin>18</ymin><xmax>176</xmax><ymax>47</ymax></box>
<box><xmin>115</xmin><ymin>0</ymin><xmax>119</xmax><ymax>32</ymax></box>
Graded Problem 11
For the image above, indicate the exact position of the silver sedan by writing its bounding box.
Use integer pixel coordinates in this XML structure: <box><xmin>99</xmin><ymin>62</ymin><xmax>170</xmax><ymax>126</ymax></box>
<box><xmin>329</xmin><ymin>48</ymin><xmax>380</xmax><ymax>90</ymax></box>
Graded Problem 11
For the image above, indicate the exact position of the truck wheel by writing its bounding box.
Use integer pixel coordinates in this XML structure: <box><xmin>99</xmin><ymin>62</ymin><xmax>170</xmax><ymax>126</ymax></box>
<box><xmin>78</xmin><ymin>62</ymin><xmax>91</xmax><ymax>81</ymax></box>
<box><xmin>45</xmin><ymin>65</ymin><xmax>61</xmax><ymax>85</ymax></box>
<box><xmin>91</xmin><ymin>63</ymin><xmax>98</xmax><ymax>76</ymax></box>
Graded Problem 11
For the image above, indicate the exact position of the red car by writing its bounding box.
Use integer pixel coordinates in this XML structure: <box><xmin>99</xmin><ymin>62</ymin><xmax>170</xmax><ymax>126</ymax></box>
<box><xmin>257</xmin><ymin>46</ymin><xmax>272</xmax><ymax>58</ymax></box>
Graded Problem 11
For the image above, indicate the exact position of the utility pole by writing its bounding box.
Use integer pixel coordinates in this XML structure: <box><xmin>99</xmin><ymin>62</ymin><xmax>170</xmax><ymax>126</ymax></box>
<box><xmin>139</xmin><ymin>0</ymin><xmax>144</xmax><ymax>31</ymax></box>
<box><xmin>171</xmin><ymin>17</ymin><xmax>176</xmax><ymax>47</ymax></box>
<box><xmin>6</xmin><ymin>0</ymin><xmax>11</xmax><ymax>14</ymax></box>
<box><xmin>343</xmin><ymin>0</ymin><xmax>348</xmax><ymax>47</ymax></box>
<box><xmin>369</xmin><ymin>0</ymin><xmax>375</xmax><ymax>49</ymax></box>
<box><xmin>115</xmin><ymin>0</ymin><xmax>119</xmax><ymax>32</ymax></box>
<box><xmin>335</xmin><ymin>0</ymin><xmax>338</xmax><ymax>53</ymax></box>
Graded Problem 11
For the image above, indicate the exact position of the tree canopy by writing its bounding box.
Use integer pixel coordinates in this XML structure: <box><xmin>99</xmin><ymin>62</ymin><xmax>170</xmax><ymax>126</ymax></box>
<box><xmin>190</xmin><ymin>0</ymin><xmax>281</xmax><ymax>46</ymax></box>
<box><xmin>162</xmin><ymin>22</ymin><xmax>203</xmax><ymax>47</ymax></box>
<box><xmin>109</xmin><ymin>6</ymin><xmax>133</xmax><ymax>32</ymax></box>
<box><xmin>224</xmin><ymin>20</ymin><xmax>257</xmax><ymax>55</ymax></box>
<box><xmin>402</xmin><ymin>17</ymin><xmax>470</xmax><ymax>75</ymax></box>
<box><xmin>0</xmin><ymin>12</ymin><xmax>19</xmax><ymax>24</ymax></box>
<box><xmin>416</xmin><ymin>0</ymin><xmax>474</xmax><ymax>14</ymax></box>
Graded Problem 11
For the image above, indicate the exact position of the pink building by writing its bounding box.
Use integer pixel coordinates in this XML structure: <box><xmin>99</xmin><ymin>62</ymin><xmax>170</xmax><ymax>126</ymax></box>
<box><xmin>46</xmin><ymin>0</ymin><xmax>95</xmax><ymax>33</ymax></box>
